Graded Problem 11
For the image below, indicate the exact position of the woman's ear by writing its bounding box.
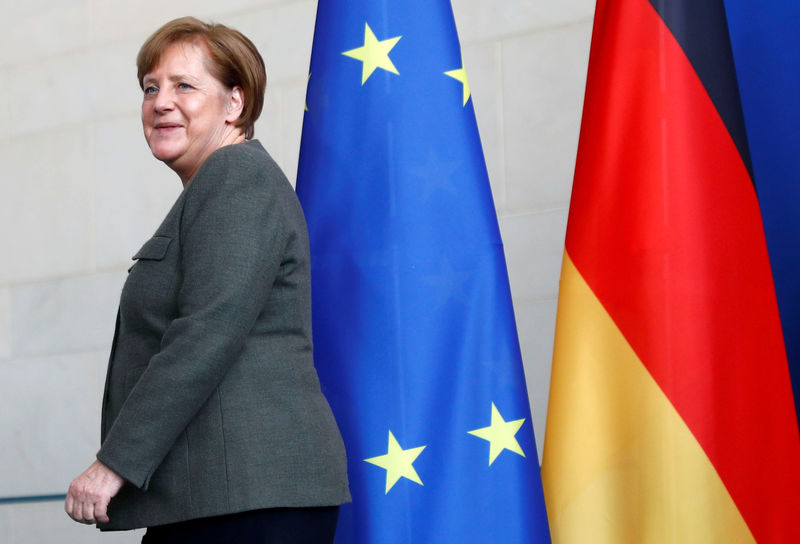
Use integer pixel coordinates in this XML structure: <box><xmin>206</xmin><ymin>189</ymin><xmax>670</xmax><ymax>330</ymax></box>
<box><xmin>227</xmin><ymin>86</ymin><xmax>244</xmax><ymax>122</ymax></box>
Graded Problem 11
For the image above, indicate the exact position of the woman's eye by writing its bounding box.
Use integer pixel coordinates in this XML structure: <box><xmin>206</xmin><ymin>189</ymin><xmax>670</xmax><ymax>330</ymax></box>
<box><xmin>178</xmin><ymin>82</ymin><xmax>193</xmax><ymax>90</ymax></box>
<box><xmin>144</xmin><ymin>86</ymin><xmax>158</xmax><ymax>95</ymax></box>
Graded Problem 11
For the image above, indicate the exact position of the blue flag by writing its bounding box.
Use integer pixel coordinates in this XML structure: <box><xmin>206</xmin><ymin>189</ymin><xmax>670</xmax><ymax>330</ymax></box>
<box><xmin>295</xmin><ymin>1</ymin><xmax>551</xmax><ymax>542</ymax></box>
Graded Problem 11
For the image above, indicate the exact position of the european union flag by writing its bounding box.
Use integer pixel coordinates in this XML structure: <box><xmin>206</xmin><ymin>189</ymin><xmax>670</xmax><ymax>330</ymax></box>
<box><xmin>295</xmin><ymin>1</ymin><xmax>551</xmax><ymax>542</ymax></box>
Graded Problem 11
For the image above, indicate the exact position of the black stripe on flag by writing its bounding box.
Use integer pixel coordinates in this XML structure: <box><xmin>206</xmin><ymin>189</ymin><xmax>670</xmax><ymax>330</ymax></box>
<box><xmin>648</xmin><ymin>0</ymin><xmax>754</xmax><ymax>182</ymax></box>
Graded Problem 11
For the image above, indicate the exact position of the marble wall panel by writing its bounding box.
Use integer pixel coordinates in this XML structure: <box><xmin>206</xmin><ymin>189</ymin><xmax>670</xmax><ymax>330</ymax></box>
<box><xmin>0</xmin><ymin>127</ymin><xmax>94</xmax><ymax>284</ymax></box>
<box><xmin>0</xmin><ymin>505</ymin><xmax>8</xmax><ymax>543</ymax></box>
<box><xmin>0</xmin><ymin>70</ymin><xmax>8</xmax><ymax>140</ymax></box>
<box><xmin>0</xmin><ymin>351</ymin><xmax>107</xmax><ymax>497</ymax></box>
<box><xmin>0</xmin><ymin>1</ymin><xmax>91</xmax><ymax>69</ymax></box>
<box><xmin>452</xmin><ymin>0</ymin><xmax>595</xmax><ymax>44</ymax></box>
<box><xmin>0</xmin><ymin>289</ymin><xmax>10</xmax><ymax>361</ymax></box>
<box><xmin>10</xmin><ymin>273</ymin><xmax>123</xmax><ymax>359</ymax></box>
<box><xmin>515</xmin><ymin>297</ymin><xmax>559</xmax><ymax>461</ymax></box>
<box><xmin>88</xmin><ymin>0</ymin><xmax>288</xmax><ymax>46</ymax></box>
<box><xmin>502</xmin><ymin>22</ymin><xmax>592</xmax><ymax>212</ymax></box>
<box><xmin>5</xmin><ymin>39</ymin><xmax>142</xmax><ymax>138</ymax></box>
<box><xmin>499</xmin><ymin>208</ymin><xmax>569</xmax><ymax>302</ymax></box>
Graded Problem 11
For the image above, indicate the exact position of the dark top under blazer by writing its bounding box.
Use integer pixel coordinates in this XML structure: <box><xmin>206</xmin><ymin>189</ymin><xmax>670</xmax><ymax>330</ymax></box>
<box><xmin>96</xmin><ymin>140</ymin><xmax>350</xmax><ymax>530</ymax></box>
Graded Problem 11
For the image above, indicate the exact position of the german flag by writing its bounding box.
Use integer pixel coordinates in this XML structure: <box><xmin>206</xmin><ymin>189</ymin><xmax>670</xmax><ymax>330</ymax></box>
<box><xmin>541</xmin><ymin>0</ymin><xmax>800</xmax><ymax>542</ymax></box>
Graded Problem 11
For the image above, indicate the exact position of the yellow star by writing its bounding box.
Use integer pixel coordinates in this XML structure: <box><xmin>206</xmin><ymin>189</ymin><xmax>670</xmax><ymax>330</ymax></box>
<box><xmin>342</xmin><ymin>22</ymin><xmax>402</xmax><ymax>85</ymax></box>
<box><xmin>444</xmin><ymin>62</ymin><xmax>471</xmax><ymax>106</ymax></box>
<box><xmin>365</xmin><ymin>430</ymin><xmax>426</xmax><ymax>493</ymax></box>
<box><xmin>468</xmin><ymin>403</ymin><xmax>526</xmax><ymax>466</ymax></box>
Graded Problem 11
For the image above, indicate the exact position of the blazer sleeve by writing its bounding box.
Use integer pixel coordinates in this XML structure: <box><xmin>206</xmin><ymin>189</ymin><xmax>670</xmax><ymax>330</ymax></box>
<box><xmin>97</xmin><ymin>147</ymin><xmax>288</xmax><ymax>489</ymax></box>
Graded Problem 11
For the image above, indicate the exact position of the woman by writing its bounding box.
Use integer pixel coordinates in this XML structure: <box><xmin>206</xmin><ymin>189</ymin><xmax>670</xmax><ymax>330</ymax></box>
<box><xmin>65</xmin><ymin>17</ymin><xmax>350</xmax><ymax>542</ymax></box>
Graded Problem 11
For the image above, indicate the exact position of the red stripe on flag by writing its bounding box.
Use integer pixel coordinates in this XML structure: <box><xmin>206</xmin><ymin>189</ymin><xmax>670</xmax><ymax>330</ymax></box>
<box><xmin>565</xmin><ymin>0</ymin><xmax>800</xmax><ymax>540</ymax></box>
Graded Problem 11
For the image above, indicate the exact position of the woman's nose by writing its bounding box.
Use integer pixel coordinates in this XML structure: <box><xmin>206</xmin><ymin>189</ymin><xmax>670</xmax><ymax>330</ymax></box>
<box><xmin>154</xmin><ymin>91</ymin><xmax>175</xmax><ymax>113</ymax></box>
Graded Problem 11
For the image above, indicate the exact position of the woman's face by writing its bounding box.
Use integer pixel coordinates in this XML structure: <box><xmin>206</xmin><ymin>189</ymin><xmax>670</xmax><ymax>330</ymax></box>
<box><xmin>141</xmin><ymin>40</ymin><xmax>242</xmax><ymax>182</ymax></box>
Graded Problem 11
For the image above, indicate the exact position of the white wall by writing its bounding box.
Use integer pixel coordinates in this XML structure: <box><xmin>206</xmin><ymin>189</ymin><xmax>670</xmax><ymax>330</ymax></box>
<box><xmin>0</xmin><ymin>1</ymin><xmax>593</xmax><ymax>541</ymax></box>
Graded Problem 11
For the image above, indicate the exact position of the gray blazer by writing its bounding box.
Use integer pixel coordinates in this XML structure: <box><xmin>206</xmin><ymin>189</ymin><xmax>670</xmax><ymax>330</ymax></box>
<box><xmin>96</xmin><ymin>140</ymin><xmax>350</xmax><ymax>530</ymax></box>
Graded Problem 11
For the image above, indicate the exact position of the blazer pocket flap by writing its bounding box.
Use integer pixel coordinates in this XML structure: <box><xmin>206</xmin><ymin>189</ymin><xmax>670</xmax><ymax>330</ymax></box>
<box><xmin>133</xmin><ymin>236</ymin><xmax>172</xmax><ymax>261</ymax></box>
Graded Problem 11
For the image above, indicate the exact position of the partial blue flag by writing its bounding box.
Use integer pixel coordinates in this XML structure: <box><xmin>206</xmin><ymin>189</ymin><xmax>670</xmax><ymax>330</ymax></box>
<box><xmin>295</xmin><ymin>1</ymin><xmax>551</xmax><ymax>542</ymax></box>
<box><xmin>724</xmin><ymin>0</ymin><xmax>800</xmax><ymax>425</ymax></box>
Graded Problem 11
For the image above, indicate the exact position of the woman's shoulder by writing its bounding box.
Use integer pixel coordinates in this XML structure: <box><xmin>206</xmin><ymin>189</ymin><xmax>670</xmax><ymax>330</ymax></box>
<box><xmin>182</xmin><ymin>140</ymin><xmax>303</xmax><ymax>229</ymax></box>
<box><xmin>187</xmin><ymin>140</ymin><xmax>293</xmax><ymax>200</ymax></box>
<box><xmin>203</xmin><ymin>140</ymin><xmax>284</xmax><ymax>183</ymax></box>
